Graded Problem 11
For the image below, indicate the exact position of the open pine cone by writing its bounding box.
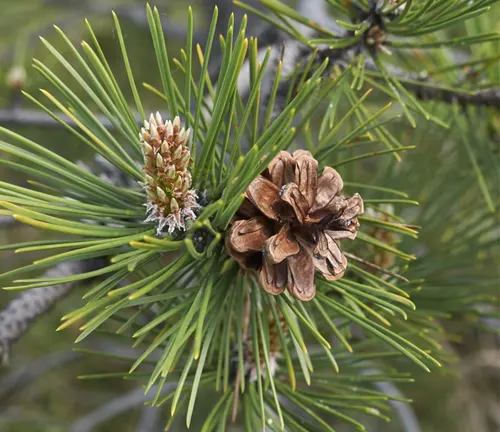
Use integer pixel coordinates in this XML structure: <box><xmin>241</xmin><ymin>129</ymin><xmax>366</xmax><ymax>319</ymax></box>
<box><xmin>226</xmin><ymin>150</ymin><xmax>363</xmax><ymax>301</ymax></box>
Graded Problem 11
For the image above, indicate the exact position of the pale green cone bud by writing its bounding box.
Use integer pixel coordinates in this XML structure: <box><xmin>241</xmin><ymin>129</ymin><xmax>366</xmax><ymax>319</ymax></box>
<box><xmin>172</xmin><ymin>145</ymin><xmax>183</xmax><ymax>160</ymax></box>
<box><xmin>156</xmin><ymin>153</ymin><xmax>164</xmax><ymax>168</ymax></box>
<box><xmin>156</xmin><ymin>186</ymin><xmax>167</xmax><ymax>201</ymax></box>
<box><xmin>180</xmin><ymin>151</ymin><xmax>191</xmax><ymax>166</ymax></box>
<box><xmin>149</xmin><ymin>113</ymin><xmax>156</xmax><ymax>127</ymax></box>
<box><xmin>174</xmin><ymin>176</ymin><xmax>183</xmax><ymax>190</ymax></box>
<box><xmin>161</xmin><ymin>141</ymin><xmax>169</xmax><ymax>154</ymax></box>
<box><xmin>155</xmin><ymin>111</ymin><xmax>163</xmax><ymax>126</ymax></box>
<box><xmin>173</xmin><ymin>116</ymin><xmax>181</xmax><ymax>130</ymax></box>
<box><xmin>142</xmin><ymin>142</ymin><xmax>154</xmax><ymax>155</ymax></box>
<box><xmin>166</xmin><ymin>122</ymin><xmax>174</xmax><ymax>138</ymax></box>
<box><xmin>170</xmin><ymin>197</ymin><xmax>179</xmax><ymax>213</ymax></box>
<box><xmin>151</xmin><ymin>125</ymin><xmax>159</xmax><ymax>139</ymax></box>
<box><xmin>141</xmin><ymin>129</ymin><xmax>152</xmax><ymax>142</ymax></box>
<box><xmin>166</xmin><ymin>166</ymin><xmax>176</xmax><ymax>179</ymax></box>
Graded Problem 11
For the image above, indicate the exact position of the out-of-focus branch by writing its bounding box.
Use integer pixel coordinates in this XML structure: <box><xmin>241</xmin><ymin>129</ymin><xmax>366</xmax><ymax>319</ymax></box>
<box><xmin>135</xmin><ymin>406</ymin><xmax>163</xmax><ymax>432</ymax></box>
<box><xmin>363</xmin><ymin>369</ymin><xmax>421</xmax><ymax>432</ymax></box>
<box><xmin>0</xmin><ymin>350</ymin><xmax>79</xmax><ymax>399</ymax></box>
<box><xmin>297</xmin><ymin>0</ymin><xmax>344</xmax><ymax>35</ymax></box>
<box><xmin>0</xmin><ymin>259</ymin><xmax>105</xmax><ymax>364</ymax></box>
<box><xmin>318</xmin><ymin>47</ymin><xmax>500</xmax><ymax>108</ymax></box>
<box><xmin>44</xmin><ymin>0</ymin><xmax>196</xmax><ymax>39</ymax></box>
<box><xmin>451</xmin><ymin>350</ymin><xmax>500</xmax><ymax>432</ymax></box>
<box><xmin>0</xmin><ymin>340</ymin><xmax>157</xmax><ymax>400</ymax></box>
<box><xmin>362</xmin><ymin>58</ymin><xmax>500</xmax><ymax>108</ymax></box>
<box><xmin>409</xmin><ymin>84</ymin><xmax>500</xmax><ymax>108</ymax></box>
<box><xmin>0</xmin><ymin>216</ymin><xmax>15</xmax><ymax>228</ymax></box>
<box><xmin>373</xmin><ymin>381</ymin><xmax>421</xmax><ymax>432</ymax></box>
<box><xmin>0</xmin><ymin>107</ymin><xmax>143</xmax><ymax>129</ymax></box>
<box><xmin>69</xmin><ymin>383</ymin><xmax>176</xmax><ymax>432</ymax></box>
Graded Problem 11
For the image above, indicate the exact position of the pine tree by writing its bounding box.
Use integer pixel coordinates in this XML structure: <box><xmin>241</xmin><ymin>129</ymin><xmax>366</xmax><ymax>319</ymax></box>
<box><xmin>0</xmin><ymin>1</ymin><xmax>498</xmax><ymax>430</ymax></box>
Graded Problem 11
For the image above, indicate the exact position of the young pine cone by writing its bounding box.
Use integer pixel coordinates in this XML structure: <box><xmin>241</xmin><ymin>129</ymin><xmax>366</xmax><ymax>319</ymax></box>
<box><xmin>226</xmin><ymin>150</ymin><xmax>363</xmax><ymax>301</ymax></box>
<box><xmin>140</xmin><ymin>113</ymin><xmax>199</xmax><ymax>235</ymax></box>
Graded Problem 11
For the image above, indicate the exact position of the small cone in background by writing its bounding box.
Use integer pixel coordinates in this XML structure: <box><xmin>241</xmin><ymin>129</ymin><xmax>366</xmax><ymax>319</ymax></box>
<box><xmin>6</xmin><ymin>65</ymin><xmax>27</xmax><ymax>88</ymax></box>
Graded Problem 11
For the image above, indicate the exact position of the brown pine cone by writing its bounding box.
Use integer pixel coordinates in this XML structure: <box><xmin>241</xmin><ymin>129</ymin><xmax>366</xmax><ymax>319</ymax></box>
<box><xmin>226</xmin><ymin>150</ymin><xmax>363</xmax><ymax>301</ymax></box>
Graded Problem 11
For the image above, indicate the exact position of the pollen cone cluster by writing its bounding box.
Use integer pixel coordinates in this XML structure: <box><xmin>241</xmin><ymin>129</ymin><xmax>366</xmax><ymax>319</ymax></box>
<box><xmin>226</xmin><ymin>150</ymin><xmax>363</xmax><ymax>301</ymax></box>
<box><xmin>140</xmin><ymin>112</ymin><xmax>199</xmax><ymax>235</ymax></box>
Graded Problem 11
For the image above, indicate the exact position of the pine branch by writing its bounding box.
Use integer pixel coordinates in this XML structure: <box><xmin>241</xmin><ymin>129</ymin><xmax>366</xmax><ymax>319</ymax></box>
<box><xmin>235</xmin><ymin>40</ymin><xmax>499</xmax><ymax>128</ymax></box>
<box><xmin>362</xmin><ymin>58</ymin><xmax>500</xmax><ymax>108</ymax></box>
<box><xmin>69</xmin><ymin>383</ymin><xmax>176</xmax><ymax>432</ymax></box>
<box><xmin>0</xmin><ymin>340</ymin><xmax>152</xmax><ymax>399</ymax></box>
<box><xmin>244</xmin><ymin>1</ymin><xmax>500</xmax><ymax>110</ymax></box>
<box><xmin>0</xmin><ymin>349</ymin><xmax>79</xmax><ymax>399</ymax></box>
<box><xmin>0</xmin><ymin>151</ymin><xmax>141</xmax><ymax>362</ymax></box>
<box><xmin>206</xmin><ymin>0</ymin><xmax>283</xmax><ymax>80</ymax></box>
<box><xmin>0</xmin><ymin>259</ymin><xmax>105</xmax><ymax>364</ymax></box>
<box><xmin>410</xmin><ymin>85</ymin><xmax>500</xmax><ymax>108</ymax></box>
<box><xmin>318</xmin><ymin>47</ymin><xmax>500</xmax><ymax>108</ymax></box>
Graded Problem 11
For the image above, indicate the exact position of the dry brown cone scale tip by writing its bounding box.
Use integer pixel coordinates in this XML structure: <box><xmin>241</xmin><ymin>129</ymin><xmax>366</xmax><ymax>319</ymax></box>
<box><xmin>226</xmin><ymin>150</ymin><xmax>364</xmax><ymax>301</ymax></box>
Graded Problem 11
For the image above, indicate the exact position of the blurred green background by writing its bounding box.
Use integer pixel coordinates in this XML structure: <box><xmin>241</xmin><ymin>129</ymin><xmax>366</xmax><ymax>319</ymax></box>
<box><xmin>0</xmin><ymin>0</ymin><xmax>498</xmax><ymax>431</ymax></box>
